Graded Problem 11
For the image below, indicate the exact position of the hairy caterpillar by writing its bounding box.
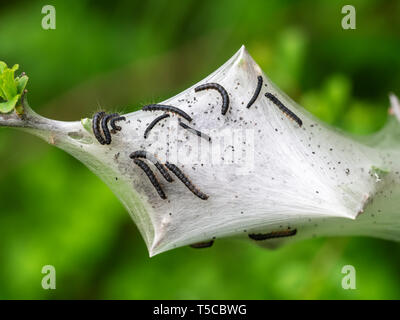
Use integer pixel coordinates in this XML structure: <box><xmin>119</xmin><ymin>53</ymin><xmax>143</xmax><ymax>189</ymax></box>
<box><xmin>110</xmin><ymin>115</ymin><xmax>126</xmax><ymax>132</ymax></box>
<box><xmin>179</xmin><ymin>119</ymin><xmax>211</xmax><ymax>142</ymax></box>
<box><xmin>265</xmin><ymin>93</ymin><xmax>303</xmax><ymax>127</ymax></box>
<box><xmin>194</xmin><ymin>83</ymin><xmax>230</xmax><ymax>115</ymax></box>
<box><xmin>190</xmin><ymin>240</ymin><xmax>214</xmax><ymax>249</ymax></box>
<box><xmin>92</xmin><ymin>112</ymin><xmax>125</xmax><ymax>144</ymax></box>
<box><xmin>165</xmin><ymin>162</ymin><xmax>209</xmax><ymax>200</ymax></box>
<box><xmin>144</xmin><ymin>113</ymin><xmax>170</xmax><ymax>139</ymax></box>
<box><xmin>133</xmin><ymin>158</ymin><xmax>167</xmax><ymax>200</ymax></box>
<box><xmin>92</xmin><ymin>111</ymin><xmax>107</xmax><ymax>145</ymax></box>
<box><xmin>142</xmin><ymin>104</ymin><xmax>192</xmax><ymax>122</ymax></box>
<box><xmin>248</xmin><ymin>229</ymin><xmax>297</xmax><ymax>240</ymax></box>
<box><xmin>246</xmin><ymin>76</ymin><xmax>263</xmax><ymax>109</ymax></box>
<box><xmin>130</xmin><ymin>150</ymin><xmax>173</xmax><ymax>183</ymax></box>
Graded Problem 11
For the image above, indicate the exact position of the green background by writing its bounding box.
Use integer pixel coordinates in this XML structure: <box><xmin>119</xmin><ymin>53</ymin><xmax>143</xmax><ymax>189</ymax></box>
<box><xmin>1</xmin><ymin>0</ymin><xmax>400</xmax><ymax>299</ymax></box>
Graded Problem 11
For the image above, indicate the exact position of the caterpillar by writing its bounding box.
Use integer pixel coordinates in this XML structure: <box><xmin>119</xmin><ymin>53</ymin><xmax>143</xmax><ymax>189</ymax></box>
<box><xmin>92</xmin><ymin>112</ymin><xmax>126</xmax><ymax>144</ymax></box>
<box><xmin>92</xmin><ymin>111</ymin><xmax>107</xmax><ymax>145</ymax></box>
<box><xmin>248</xmin><ymin>229</ymin><xmax>297</xmax><ymax>241</ymax></box>
<box><xmin>144</xmin><ymin>113</ymin><xmax>170</xmax><ymax>139</ymax></box>
<box><xmin>246</xmin><ymin>76</ymin><xmax>263</xmax><ymax>109</ymax></box>
<box><xmin>130</xmin><ymin>150</ymin><xmax>174</xmax><ymax>183</ymax></box>
<box><xmin>179</xmin><ymin>119</ymin><xmax>211</xmax><ymax>142</ymax></box>
<box><xmin>110</xmin><ymin>115</ymin><xmax>126</xmax><ymax>132</ymax></box>
<box><xmin>165</xmin><ymin>162</ymin><xmax>209</xmax><ymax>200</ymax></box>
<box><xmin>190</xmin><ymin>240</ymin><xmax>214</xmax><ymax>249</ymax></box>
<box><xmin>133</xmin><ymin>158</ymin><xmax>167</xmax><ymax>199</ymax></box>
<box><xmin>265</xmin><ymin>93</ymin><xmax>303</xmax><ymax>127</ymax></box>
<box><xmin>194</xmin><ymin>83</ymin><xmax>229</xmax><ymax>115</ymax></box>
<box><xmin>101</xmin><ymin>113</ymin><xmax>119</xmax><ymax>145</ymax></box>
<box><xmin>142</xmin><ymin>104</ymin><xmax>192</xmax><ymax>122</ymax></box>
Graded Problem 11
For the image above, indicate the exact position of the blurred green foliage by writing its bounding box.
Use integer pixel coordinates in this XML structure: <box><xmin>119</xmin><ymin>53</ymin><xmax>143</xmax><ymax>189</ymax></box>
<box><xmin>1</xmin><ymin>0</ymin><xmax>400</xmax><ymax>299</ymax></box>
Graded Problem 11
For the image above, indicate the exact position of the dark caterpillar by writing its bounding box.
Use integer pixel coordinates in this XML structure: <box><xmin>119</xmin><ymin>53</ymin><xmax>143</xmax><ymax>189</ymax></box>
<box><xmin>92</xmin><ymin>111</ymin><xmax>107</xmax><ymax>145</ymax></box>
<box><xmin>265</xmin><ymin>93</ymin><xmax>302</xmax><ymax>127</ymax></box>
<box><xmin>142</xmin><ymin>104</ymin><xmax>192</xmax><ymax>122</ymax></box>
<box><xmin>101</xmin><ymin>113</ymin><xmax>119</xmax><ymax>144</ymax></box>
<box><xmin>165</xmin><ymin>162</ymin><xmax>209</xmax><ymax>200</ymax></box>
<box><xmin>248</xmin><ymin>229</ymin><xmax>297</xmax><ymax>241</ymax></box>
<box><xmin>130</xmin><ymin>150</ymin><xmax>173</xmax><ymax>183</ymax></box>
<box><xmin>190</xmin><ymin>240</ymin><xmax>214</xmax><ymax>249</ymax></box>
<box><xmin>247</xmin><ymin>76</ymin><xmax>263</xmax><ymax>109</ymax></box>
<box><xmin>110</xmin><ymin>116</ymin><xmax>126</xmax><ymax>132</ymax></box>
<box><xmin>179</xmin><ymin>119</ymin><xmax>211</xmax><ymax>142</ymax></box>
<box><xmin>133</xmin><ymin>158</ymin><xmax>166</xmax><ymax>199</ymax></box>
<box><xmin>144</xmin><ymin>113</ymin><xmax>170</xmax><ymax>139</ymax></box>
<box><xmin>92</xmin><ymin>111</ymin><xmax>126</xmax><ymax>144</ymax></box>
<box><xmin>194</xmin><ymin>83</ymin><xmax>229</xmax><ymax>115</ymax></box>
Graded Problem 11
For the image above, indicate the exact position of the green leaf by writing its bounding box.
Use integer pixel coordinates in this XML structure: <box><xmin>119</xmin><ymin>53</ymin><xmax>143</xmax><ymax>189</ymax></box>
<box><xmin>0</xmin><ymin>61</ymin><xmax>7</xmax><ymax>73</ymax></box>
<box><xmin>11</xmin><ymin>64</ymin><xmax>19</xmax><ymax>72</ymax></box>
<box><xmin>16</xmin><ymin>75</ymin><xmax>28</xmax><ymax>94</ymax></box>
<box><xmin>1</xmin><ymin>69</ymin><xmax>18</xmax><ymax>99</ymax></box>
<box><xmin>0</xmin><ymin>95</ymin><xmax>19</xmax><ymax>113</ymax></box>
<box><xmin>0</xmin><ymin>77</ymin><xmax>4</xmax><ymax>99</ymax></box>
<box><xmin>0</xmin><ymin>61</ymin><xmax>28</xmax><ymax>114</ymax></box>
